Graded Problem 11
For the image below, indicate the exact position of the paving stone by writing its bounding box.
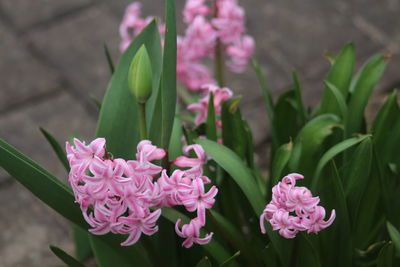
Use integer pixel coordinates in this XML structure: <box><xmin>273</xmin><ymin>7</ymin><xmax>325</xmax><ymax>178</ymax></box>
<box><xmin>28</xmin><ymin>6</ymin><xmax>120</xmax><ymax>102</ymax></box>
<box><xmin>0</xmin><ymin>0</ymin><xmax>91</xmax><ymax>30</ymax></box>
<box><xmin>0</xmin><ymin>24</ymin><xmax>60</xmax><ymax>113</ymax></box>
<box><xmin>0</xmin><ymin>182</ymin><xmax>72</xmax><ymax>267</ymax></box>
<box><xmin>0</xmin><ymin>92</ymin><xmax>96</xmax><ymax>182</ymax></box>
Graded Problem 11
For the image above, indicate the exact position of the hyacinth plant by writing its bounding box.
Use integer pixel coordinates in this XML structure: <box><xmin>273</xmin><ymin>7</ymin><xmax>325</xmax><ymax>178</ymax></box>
<box><xmin>1</xmin><ymin>0</ymin><xmax>400</xmax><ymax>266</ymax></box>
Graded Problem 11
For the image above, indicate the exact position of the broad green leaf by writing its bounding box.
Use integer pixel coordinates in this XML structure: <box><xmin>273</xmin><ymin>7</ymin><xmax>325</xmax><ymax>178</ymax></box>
<box><xmin>197</xmin><ymin>139</ymin><xmax>264</xmax><ymax>214</ymax></box>
<box><xmin>260</xmin><ymin>243</ymin><xmax>279</xmax><ymax>267</ymax></box>
<box><xmin>292</xmin><ymin>71</ymin><xmax>308</xmax><ymax>125</ymax></box>
<box><xmin>314</xmin><ymin>135</ymin><xmax>371</xmax><ymax>183</ymax></box>
<box><xmin>343</xmin><ymin>138</ymin><xmax>372</xmax><ymax>226</ymax></box>
<box><xmin>378</xmin><ymin>242</ymin><xmax>394</xmax><ymax>267</ymax></box>
<box><xmin>355</xmin><ymin>241</ymin><xmax>387</xmax><ymax>266</ymax></box>
<box><xmin>221</xmin><ymin>97</ymin><xmax>247</xmax><ymax>160</ymax></box>
<box><xmin>96</xmin><ymin>21</ymin><xmax>162</xmax><ymax>159</ymax></box>
<box><xmin>39</xmin><ymin>127</ymin><xmax>69</xmax><ymax>171</ymax></box>
<box><xmin>252</xmin><ymin>58</ymin><xmax>274</xmax><ymax>121</ymax></box>
<box><xmin>103</xmin><ymin>43</ymin><xmax>115</xmax><ymax>74</ymax></box>
<box><xmin>353</xmin><ymin>151</ymin><xmax>384</xmax><ymax>249</ymax></box>
<box><xmin>289</xmin><ymin>114</ymin><xmax>341</xmax><ymax>180</ymax></box>
<box><xmin>387</xmin><ymin>222</ymin><xmax>400</xmax><ymax>255</ymax></box>
<box><xmin>159</xmin><ymin>0</ymin><xmax>177</xmax><ymax>149</ymax></box>
<box><xmin>312</xmin><ymin>162</ymin><xmax>352</xmax><ymax>267</ymax></box>
<box><xmin>49</xmin><ymin>245</ymin><xmax>86</xmax><ymax>267</ymax></box>
<box><xmin>317</xmin><ymin>43</ymin><xmax>355</xmax><ymax>116</ymax></box>
<box><xmin>372</xmin><ymin>90</ymin><xmax>400</xmax><ymax>166</ymax></box>
<box><xmin>206</xmin><ymin>92</ymin><xmax>217</xmax><ymax>141</ymax></box>
<box><xmin>161</xmin><ymin>208</ymin><xmax>232</xmax><ymax>265</ymax></box>
<box><xmin>219</xmin><ymin>251</ymin><xmax>241</xmax><ymax>267</ymax></box>
<box><xmin>168</xmin><ymin>113</ymin><xmax>183</xmax><ymax>161</ymax></box>
<box><xmin>0</xmin><ymin>140</ymin><xmax>151</xmax><ymax>265</ymax></box>
<box><xmin>345</xmin><ymin>54</ymin><xmax>387</xmax><ymax>137</ymax></box>
<box><xmin>271</xmin><ymin>141</ymin><xmax>293</xmax><ymax>186</ymax></box>
<box><xmin>196</xmin><ymin>257</ymin><xmax>212</xmax><ymax>267</ymax></box>
<box><xmin>196</xmin><ymin>139</ymin><xmax>292</xmax><ymax>265</ymax></box>
<box><xmin>324</xmin><ymin>81</ymin><xmax>348</xmax><ymax>120</ymax></box>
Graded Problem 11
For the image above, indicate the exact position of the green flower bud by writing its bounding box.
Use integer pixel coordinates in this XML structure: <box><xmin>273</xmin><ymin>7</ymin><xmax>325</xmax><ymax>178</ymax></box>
<box><xmin>128</xmin><ymin>45</ymin><xmax>153</xmax><ymax>104</ymax></box>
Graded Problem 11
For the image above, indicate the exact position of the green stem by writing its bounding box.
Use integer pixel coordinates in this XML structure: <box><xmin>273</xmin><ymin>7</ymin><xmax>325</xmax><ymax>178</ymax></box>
<box><xmin>139</xmin><ymin>103</ymin><xmax>148</xmax><ymax>140</ymax></box>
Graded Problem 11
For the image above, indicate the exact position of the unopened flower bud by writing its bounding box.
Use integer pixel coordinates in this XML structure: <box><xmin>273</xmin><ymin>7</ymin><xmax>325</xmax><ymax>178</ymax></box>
<box><xmin>128</xmin><ymin>45</ymin><xmax>153</xmax><ymax>104</ymax></box>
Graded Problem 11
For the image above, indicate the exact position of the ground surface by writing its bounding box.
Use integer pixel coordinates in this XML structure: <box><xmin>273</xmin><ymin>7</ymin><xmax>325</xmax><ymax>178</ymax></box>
<box><xmin>0</xmin><ymin>0</ymin><xmax>399</xmax><ymax>266</ymax></box>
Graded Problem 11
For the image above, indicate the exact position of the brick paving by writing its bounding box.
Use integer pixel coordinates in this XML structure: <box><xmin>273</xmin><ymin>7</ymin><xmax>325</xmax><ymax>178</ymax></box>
<box><xmin>0</xmin><ymin>0</ymin><xmax>399</xmax><ymax>266</ymax></box>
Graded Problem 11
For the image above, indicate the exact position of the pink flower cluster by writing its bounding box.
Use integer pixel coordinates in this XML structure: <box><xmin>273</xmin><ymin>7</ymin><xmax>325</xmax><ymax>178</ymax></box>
<box><xmin>260</xmin><ymin>173</ymin><xmax>336</xmax><ymax>239</ymax></box>
<box><xmin>119</xmin><ymin>0</ymin><xmax>255</xmax><ymax>90</ymax></box>
<box><xmin>188</xmin><ymin>84</ymin><xmax>233</xmax><ymax>126</ymax></box>
<box><xmin>66</xmin><ymin>138</ymin><xmax>218</xmax><ymax>248</ymax></box>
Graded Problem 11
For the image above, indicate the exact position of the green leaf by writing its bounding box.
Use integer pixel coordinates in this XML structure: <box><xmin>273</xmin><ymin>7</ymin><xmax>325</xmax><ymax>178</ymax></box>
<box><xmin>0</xmin><ymin>140</ymin><xmax>151</xmax><ymax>266</ymax></box>
<box><xmin>343</xmin><ymin>137</ymin><xmax>373</xmax><ymax>226</ymax></box>
<box><xmin>289</xmin><ymin>114</ymin><xmax>341</xmax><ymax>180</ymax></box>
<box><xmin>313</xmin><ymin>135</ymin><xmax>371</xmax><ymax>182</ymax></box>
<box><xmin>345</xmin><ymin>54</ymin><xmax>387</xmax><ymax>137</ymax></box>
<box><xmin>49</xmin><ymin>245</ymin><xmax>86</xmax><ymax>267</ymax></box>
<box><xmin>196</xmin><ymin>139</ymin><xmax>292</xmax><ymax>265</ymax></box>
<box><xmin>197</xmin><ymin>139</ymin><xmax>264</xmax><ymax>214</ymax></box>
<box><xmin>103</xmin><ymin>43</ymin><xmax>115</xmax><ymax>74</ymax></box>
<box><xmin>323</xmin><ymin>81</ymin><xmax>348</xmax><ymax>120</ymax></box>
<box><xmin>271</xmin><ymin>141</ymin><xmax>293</xmax><ymax>186</ymax></box>
<box><xmin>159</xmin><ymin>0</ymin><xmax>177</xmax><ymax>149</ymax></box>
<box><xmin>39</xmin><ymin>127</ymin><xmax>69</xmax><ymax>171</ymax></box>
<box><xmin>387</xmin><ymin>222</ymin><xmax>400</xmax><ymax>255</ymax></box>
<box><xmin>219</xmin><ymin>251</ymin><xmax>241</xmax><ymax>267</ymax></box>
<box><xmin>206</xmin><ymin>92</ymin><xmax>217</xmax><ymax>141</ymax></box>
<box><xmin>378</xmin><ymin>242</ymin><xmax>394</xmax><ymax>267</ymax></box>
<box><xmin>196</xmin><ymin>257</ymin><xmax>212</xmax><ymax>267</ymax></box>
<box><xmin>221</xmin><ymin>97</ymin><xmax>247</xmax><ymax>160</ymax></box>
<box><xmin>317</xmin><ymin>43</ymin><xmax>355</xmax><ymax>116</ymax></box>
<box><xmin>372</xmin><ymin>90</ymin><xmax>400</xmax><ymax>166</ymax></box>
<box><xmin>292</xmin><ymin>70</ymin><xmax>308</xmax><ymax>125</ymax></box>
<box><xmin>312</xmin><ymin>162</ymin><xmax>352</xmax><ymax>267</ymax></box>
<box><xmin>96</xmin><ymin>21</ymin><xmax>162</xmax><ymax>158</ymax></box>
<box><xmin>89</xmin><ymin>235</ymin><xmax>138</xmax><ymax>267</ymax></box>
<box><xmin>297</xmin><ymin>234</ymin><xmax>321</xmax><ymax>267</ymax></box>
<box><xmin>252</xmin><ymin>58</ymin><xmax>274</xmax><ymax>121</ymax></box>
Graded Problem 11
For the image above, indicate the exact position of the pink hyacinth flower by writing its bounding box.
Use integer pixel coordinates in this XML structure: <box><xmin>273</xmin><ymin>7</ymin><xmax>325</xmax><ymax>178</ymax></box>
<box><xmin>175</xmin><ymin>218</ymin><xmax>213</xmax><ymax>248</ymax></box>
<box><xmin>181</xmin><ymin>178</ymin><xmax>218</xmax><ymax>225</ymax></box>
<box><xmin>173</xmin><ymin>144</ymin><xmax>208</xmax><ymax>179</ymax></box>
<box><xmin>183</xmin><ymin>0</ymin><xmax>210</xmax><ymax>24</ymax></box>
<box><xmin>303</xmin><ymin>206</ymin><xmax>336</xmax><ymax>233</ymax></box>
<box><xmin>269</xmin><ymin>209</ymin><xmax>298</xmax><ymax>239</ymax></box>
<box><xmin>226</xmin><ymin>35</ymin><xmax>255</xmax><ymax>73</ymax></box>
<box><xmin>212</xmin><ymin>0</ymin><xmax>245</xmax><ymax>44</ymax></box>
<box><xmin>118</xmin><ymin>209</ymin><xmax>162</xmax><ymax>246</ymax></box>
<box><xmin>66</xmin><ymin>138</ymin><xmax>106</xmax><ymax>174</ymax></box>
<box><xmin>184</xmin><ymin>16</ymin><xmax>217</xmax><ymax>60</ymax></box>
<box><xmin>260</xmin><ymin>173</ymin><xmax>335</xmax><ymax>239</ymax></box>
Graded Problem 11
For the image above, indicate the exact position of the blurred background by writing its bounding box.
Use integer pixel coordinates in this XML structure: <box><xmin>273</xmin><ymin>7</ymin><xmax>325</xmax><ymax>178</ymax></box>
<box><xmin>0</xmin><ymin>0</ymin><xmax>399</xmax><ymax>266</ymax></box>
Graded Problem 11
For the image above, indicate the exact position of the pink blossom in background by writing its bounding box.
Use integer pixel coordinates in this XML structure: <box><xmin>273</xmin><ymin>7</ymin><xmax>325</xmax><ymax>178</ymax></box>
<box><xmin>119</xmin><ymin>0</ymin><xmax>255</xmax><ymax>91</ymax></box>
<box><xmin>66</xmin><ymin>139</ymin><xmax>217</xmax><ymax>247</ymax></box>
<box><xmin>260</xmin><ymin>173</ymin><xmax>336</xmax><ymax>239</ymax></box>
<box><xmin>226</xmin><ymin>35</ymin><xmax>255</xmax><ymax>73</ymax></box>
<box><xmin>183</xmin><ymin>0</ymin><xmax>211</xmax><ymax>24</ymax></box>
